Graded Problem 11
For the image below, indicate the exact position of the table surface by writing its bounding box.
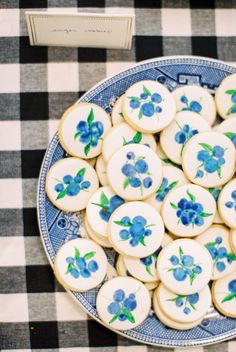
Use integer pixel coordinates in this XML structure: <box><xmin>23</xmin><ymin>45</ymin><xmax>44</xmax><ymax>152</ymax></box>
<box><xmin>1</xmin><ymin>1</ymin><xmax>236</xmax><ymax>351</ymax></box>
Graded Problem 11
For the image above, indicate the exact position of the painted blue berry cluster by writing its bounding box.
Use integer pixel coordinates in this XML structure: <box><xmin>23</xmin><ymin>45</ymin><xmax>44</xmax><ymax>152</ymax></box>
<box><xmin>122</xmin><ymin>152</ymin><xmax>152</xmax><ymax>195</ymax></box>
<box><xmin>140</xmin><ymin>248</ymin><xmax>161</xmax><ymax>276</ymax></box>
<box><xmin>65</xmin><ymin>247</ymin><xmax>98</xmax><ymax>279</ymax></box>
<box><xmin>225</xmin><ymin>190</ymin><xmax>236</xmax><ymax>212</ymax></box>
<box><xmin>222</xmin><ymin>279</ymin><xmax>236</xmax><ymax>303</ymax></box>
<box><xmin>107</xmin><ymin>289</ymin><xmax>137</xmax><ymax>324</ymax></box>
<box><xmin>114</xmin><ymin>216</ymin><xmax>155</xmax><ymax>247</ymax></box>
<box><xmin>128</xmin><ymin>84</ymin><xmax>163</xmax><ymax>119</ymax></box>
<box><xmin>170</xmin><ymin>189</ymin><xmax>212</xmax><ymax>227</ymax></box>
<box><xmin>196</xmin><ymin>143</ymin><xmax>226</xmax><ymax>179</ymax></box>
<box><xmin>74</xmin><ymin>108</ymin><xmax>104</xmax><ymax>156</ymax></box>
<box><xmin>180</xmin><ymin>95</ymin><xmax>202</xmax><ymax>113</ymax></box>
<box><xmin>91</xmin><ymin>191</ymin><xmax>124</xmax><ymax>222</ymax></box>
<box><xmin>167</xmin><ymin>246</ymin><xmax>202</xmax><ymax>285</ymax></box>
<box><xmin>175</xmin><ymin>122</ymin><xmax>198</xmax><ymax>155</ymax></box>
<box><xmin>155</xmin><ymin>177</ymin><xmax>178</xmax><ymax>202</ymax></box>
<box><xmin>225</xmin><ymin>89</ymin><xmax>236</xmax><ymax>116</ymax></box>
<box><xmin>224</xmin><ymin>132</ymin><xmax>236</xmax><ymax>147</ymax></box>
<box><xmin>204</xmin><ymin>236</ymin><xmax>236</xmax><ymax>273</ymax></box>
<box><xmin>54</xmin><ymin>168</ymin><xmax>90</xmax><ymax>200</ymax></box>
<box><xmin>167</xmin><ymin>293</ymin><xmax>199</xmax><ymax>315</ymax></box>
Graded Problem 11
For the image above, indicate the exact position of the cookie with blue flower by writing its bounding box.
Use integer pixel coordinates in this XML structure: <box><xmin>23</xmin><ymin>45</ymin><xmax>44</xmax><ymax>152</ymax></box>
<box><xmin>218</xmin><ymin>178</ymin><xmax>236</xmax><ymax>229</ymax></box>
<box><xmin>215</xmin><ymin>73</ymin><xmax>236</xmax><ymax>119</ymax></box>
<box><xmin>212</xmin><ymin>271</ymin><xmax>236</xmax><ymax>318</ymax></box>
<box><xmin>111</xmin><ymin>94</ymin><xmax>125</xmax><ymax>125</ymax></box>
<box><xmin>215</xmin><ymin>117</ymin><xmax>236</xmax><ymax>149</ymax></box>
<box><xmin>58</xmin><ymin>103</ymin><xmax>111</xmax><ymax>159</ymax></box>
<box><xmin>95</xmin><ymin>154</ymin><xmax>109</xmax><ymax>186</ymax></box>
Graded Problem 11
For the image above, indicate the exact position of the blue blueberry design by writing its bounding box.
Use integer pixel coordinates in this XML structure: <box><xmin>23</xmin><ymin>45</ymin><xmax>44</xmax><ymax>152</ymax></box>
<box><xmin>65</xmin><ymin>247</ymin><xmax>98</xmax><ymax>279</ymax></box>
<box><xmin>204</xmin><ymin>236</ymin><xmax>236</xmax><ymax>273</ymax></box>
<box><xmin>54</xmin><ymin>168</ymin><xmax>91</xmax><ymax>200</ymax></box>
<box><xmin>107</xmin><ymin>289</ymin><xmax>137</xmax><ymax>324</ymax></box>
<box><xmin>140</xmin><ymin>249</ymin><xmax>161</xmax><ymax>276</ymax></box>
<box><xmin>114</xmin><ymin>216</ymin><xmax>155</xmax><ymax>247</ymax></box>
<box><xmin>195</xmin><ymin>143</ymin><xmax>226</xmax><ymax>179</ymax></box>
<box><xmin>167</xmin><ymin>246</ymin><xmax>202</xmax><ymax>285</ymax></box>
<box><xmin>91</xmin><ymin>191</ymin><xmax>124</xmax><ymax>222</ymax></box>
<box><xmin>221</xmin><ymin>279</ymin><xmax>236</xmax><ymax>303</ymax></box>
<box><xmin>225</xmin><ymin>190</ymin><xmax>236</xmax><ymax>212</ymax></box>
<box><xmin>74</xmin><ymin>108</ymin><xmax>104</xmax><ymax>156</ymax></box>
<box><xmin>155</xmin><ymin>177</ymin><xmax>178</xmax><ymax>202</ymax></box>
<box><xmin>224</xmin><ymin>132</ymin><xmax>236</xmax><ymax>147</ymax></box>
<box><xmin>225</xmin><ymin>89</ymin><xmax>236</xmax><ymax>116</ymax></box>
<box><xmin>121</xmin><ymin>152</ymin><xmax>152</xmax><ymax>195</ymax></box>
<box><xmin>128</xmin><ymin>85</ymin><xmax>163</xmax><ymax>119</ymax></box>
<box><xmin>180</xmin><ymin>95</ymin><xmax>202</xmax><ymax>114</ymax></box>
<box><xmin>170</xmin><ymin>189</ymin><xmax>212</xmax><ymax>227</ymax></box>
<box><xmin>167</xmin><ymin>293</ymin><xmax>199</xmax><ymax>315</ymax></box>
<box><xmin>175</xmin><ymin>122</ymin><xmax>199</xmax><ymax>155</ymax></box>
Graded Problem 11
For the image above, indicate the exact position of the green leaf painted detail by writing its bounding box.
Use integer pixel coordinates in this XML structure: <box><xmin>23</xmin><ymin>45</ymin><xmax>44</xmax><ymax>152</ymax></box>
<box><xmin>143</xmin><ymin>85</ymin><xmax>151</xmax><ymax>96</ymax></box>
<box><xmin>87</xmin><ymin>108</ymin><xmax>94</xmax><ymax>126</ymax></box>
<box><xmin>133</xmin><ymin>131</ymin><xmax>142</xmax><ymax>143</ymax></box>
<box><xmin>187</xmin><ymin>189</ymin><xmax>196</xmax><ymax>202</ymax></box>
<box><xmin>221</xmin><ymin>292</ymin><xmax>236</xmax><ymax>303</ymax></box>
<box><xmin>74</xmin><ymin>247</ymin><xmax>80</xmax><ymax>260</ymax></box>
<box><xmin>123</xmin><ymin>177</ymin><xmax>130</xmax><ymax>189</ymax></box>
<box><xmin>84</xmin><ymin>143</ymin><xmax>91</xmax><ymax>156</ymax></box>
<box><xmin>198</xmin><ymin>142</ymin><xmax>213</xmax><ymax>152</ymax></box>
<box><xmin>77</xmin><ymin>168</ymin><xmax>86</xmax><ymax>177</ymax></box>
<box><xmin>56</xmin><ymin>189</ymin><xmax>67</xmax><ymax>200</ymax></box>
<box><xmin>170</xmin><ymin>202</ymin><xmax>178</xmax><ymax>209</ymax></box>
<box><xmin>83</xmin><ymin>251</ymin><xmax>96</xmax><ymax>260</ymax></box>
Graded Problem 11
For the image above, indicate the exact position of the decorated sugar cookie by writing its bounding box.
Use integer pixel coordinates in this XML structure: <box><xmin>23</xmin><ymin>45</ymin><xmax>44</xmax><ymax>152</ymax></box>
<box><xmin>122</xmin><ymin>80</ymin><xmax>176</xmax><ymax>133</ymax></box>
<box><xmin>156</xmin><ymin>143</ymin><xmax>180</xmax><ymax>168</ymax></box>
<box><xmin>161</xmin><ymin>184</ymin><xmax>216</xmax><ymax>237</ymax></box>
<box><xmin>145</xmin><ymin>281</ymin><xmax>159</xmax><ymax>291</ymax></box>
<box><xmin>157</xmin><ymin>283</ymin><xmax>211</xmax><ymax>323</ymax></box>
<box><xmin>196</xmin><ymin>225</ymin><xmax>236</xmax><ymax>280</ymax></box>
<box><xmin>102</xmin><ymin>122</ymin><xmax>156</xmax><ymax>162</ymax></box>
<box><xmin>160</xmin><ymin>111</ymin><xmax>211</xmax><ymax>165</ymax></box>
<box><xmin>229</xmin><ymin>230</ymin><xmax>236</xmax><ymax>255</ymax></box>
<box><xmin>212</xmin><ymin>271</ymin><xmax>236</xmax><ymax>318</ymax></box>
<box><xmin>111</xmin><ymin>94</ymin><xmax>125</xmax><ymax>125</ymax></box>
<box><xmin>86</xmin><ymin>186</ymin><xmax>125</xmax><ymax>239</ymax></box>
<box><xmin>95</xmin><ymin>154</ymin><xmax>108</xmax><ymax>186</ymax></box>
<box><xmin>215</xmin><ymin>73</ymin><xmax>236</xmax><ymax>119</ymax></box>
<box><xmin>106</xmin><ymin>263</ymin><xmax>118</xmax><ymax>280</ymax></box>
<box><xmin>214</xmin><ymin>117</ymin><xmax>236</xmax><ymax>148</ymax></box>
<box><xmin>84</xmin><ymin>215</ymin><xmax>113</xmax><ymax>248</ymax></box>
<box><xmin>172</xmin><ymin>85</ymin><xmax>216</xmax><ymax>125</ymax></box>
<box><xmin>145</xmin><ymin>166</ymin><xmax>188</xmax><ymax>212</ymax></box>
<box><xmin>208</xmin><ymin>187</ymin><xmax>223</xmax><ymax>224</ymax></box>
<box><xmin>58</xmin><ymin>103</ymin><xmax>111</xmax><ymax>159</ymax></box>
<box><xmin>54</xmin><ymin>238</ymin><xmax>107</xmax><ymax>291</ymax></box>
<box><xmin>108</xmin><ymin>201</ymin><xmax>164</xmax><ymax>258</ymax></box>
<box><xmin>116</xmin><ymin>255</ymin><xmax>130</xmax><ymax>277</ymax></box>
<box><xmin>157</xmin><ymin>239</ymin><xmax>213</xmax><ymax>295</ymax></box>
<box><xmin>218</xmin><ymin>178</ymin><xmax>236</xmax><ymax>229</ymax></box>
<box><xmin>182</xmin><ymin>132</ymin><xmax>236</xmax><ymax>188</ymax></box>
<box><xmin>96</xmin><ymin>277</ymin><xmax>151</xmax><ymax>330</ymax></box>
<box><xmin>107</xmin><ymin>144</ymin><xmax>163</xmax><ymax>200</ymax></box>
<box><xmin>46</xmin><ymin>157</ymin><xmax>99</xmax><ymax>212</ymax></box>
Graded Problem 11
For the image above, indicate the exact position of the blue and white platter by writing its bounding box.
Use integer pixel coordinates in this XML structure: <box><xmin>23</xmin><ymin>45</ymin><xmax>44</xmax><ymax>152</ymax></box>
<box><xmin>38</xmin><ymin>56</ymin><xmax>236</xmax><ymax>348</ymax></box>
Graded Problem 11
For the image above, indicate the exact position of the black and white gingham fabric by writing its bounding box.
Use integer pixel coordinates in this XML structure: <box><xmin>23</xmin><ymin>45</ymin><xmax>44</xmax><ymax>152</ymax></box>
<box><xmin>1</xmin><ymin>0</ymin><xmax>236</xmax><ymax>350</ymax></box>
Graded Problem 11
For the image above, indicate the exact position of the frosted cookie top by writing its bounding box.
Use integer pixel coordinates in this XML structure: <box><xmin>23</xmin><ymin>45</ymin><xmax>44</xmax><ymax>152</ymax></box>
<box><xmin>212</xmin><ymin>271</ymin><xmax>236</xmax><ymax>318</ymax></box>
<box><xmin>215</xmin><ymin>73</ymin><xmax>236</xmax><ymax>119</ymax></box>
<box><xmin>111</xmin><ymin>94</ymin><xmax>125</xmax><ymax>125</ymax></box>
<box><xmin>215</xmin><ymin>117</ymin><xmax>236</xmax><ymax>148</ymax></box>
<box><xmin>218</xmin><ymin>178</ymin><xmax>236</xmax><ymax>229</ymax></box>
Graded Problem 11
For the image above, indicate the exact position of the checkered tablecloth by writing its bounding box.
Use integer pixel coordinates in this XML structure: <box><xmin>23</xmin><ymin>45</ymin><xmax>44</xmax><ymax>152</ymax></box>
<box><xmin>1</xmin><ymin>0</ymin><xmax>236</xmax><ymax>351</ymax></box>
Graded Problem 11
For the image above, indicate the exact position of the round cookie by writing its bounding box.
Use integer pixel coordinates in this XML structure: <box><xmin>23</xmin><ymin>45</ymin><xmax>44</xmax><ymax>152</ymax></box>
<box><xmin>182</xmin><ymin>131</ymin><xmax>236</xmax><ymax>188</ymax></box>
<box><xmin>208</xmin><ymin>187</ymin><xmax>223</xmax><ymax>224</ymax></box>
<box><xmin>214</xmin><ymin>117</ymin><xmax>236</xmax><ymax>148</ymax></box>
<box><xmin>215</xmin><ymin>73</ymin><xmax>236</xmax><ymax>119</ymax></box>
<box><xmin>96</xmin><ymin>276</ymin><xmax>151</xmax><ymax>330</ymax></box>
<box><xmin>106</xmin><ymin>263</ymin><xmax>118</xmax><ymax>280</ymax></box>
<box><xmin>196</xmin><ymin>225</ymin><xmax>236</xmax><ymax>280</ymax></box>
<box><xmin>218</xmin><ymin>178</ymin><xmax>236</xmax><ymax>229</ymax></box>
<box><xmin>229</xmin><ymin>230</ymin><xmax>236</xmax><ymax>255</ymax></box>
<box><xmin>156</xmin><ymin>239</ymin><xmax>213</xmax><ymax>295</ymax></box>
<box><xmin>145</xmin><ymin>166</ymin><xmax>188</xmax><ymax>212</ymax></box>
<box><xmin>161</xmin><ymin>184</ymin><xmax>216</xmax><ymax>237</ymax></box>
<box><xmin>116</xmin><ymin>255</ymin><xmax>130</xmax><ymax>277</ymax></box>
<box><xmin>145</xmin><ymin>281</ymin><xmax>159</xmax><ymax>291</ymax></box>
<box><xmin>157</xmin><ymin>283</ymin><xmax>211</xmax><ymax>323</ymax></box>
<box><xmin>54</xmin><ymin>238</ymin><xmax>107</xmax><ymax>291</ymax></box>
<box><xmin>102</xmin><ymin>122</ymin><xmax>156</xmax><ymax>162</ymax></box>
<box><xmin>156</xmin><ymin>143</ymin><xmax>180</xmax><ymax>168</ymax></box>
<box><xmin>108</xmin><ymin>201</ymin><xmax>164</xmax><ymax>258</ymax></box>
<box><xmin>46</xmin><ymin>157</ymin><xmax>99</xmax><ymax>212</ymax></box>
<box><xmin>123</xmin><ymin>80</ymin><xmax>176</xmax><ymax>133</ymax></box>
<box><xmin>160</xmin><ymin>111</ymin><xmax>211</xmax><ymax>165</ymax></box>
<box><xmin>95</xmin><ymin>154</ymin><xmax>109</xmax><ymax>186</ymax></box>
<box><xmin>212</xmin><ymin>271</ymin><xmax>236</xmax><ymax>318</ymax></box>
<box><xmin>111</xmin><ymin>94</ymin><xmax>125</xmax><ymax>125</ymax></box>
<box><xmin>86</xmin><ymin>186</ymin><xmax>125</xmax><ymax>239</ymax></box>
<box><xmin>84</xmin><ymin>215</ymin><xmax>113</xmax><ymax>248</ymax></box>
<box><xmin>172</xmin><ymin>85</ymin><xmax>216</xmax><ymax>125</ymax></box>
<box><xmin>58</xmin><ymin>103</ymin><xmax>111</xmax><ymax>159</ymax></box>
<box><xmin>107</xmin><ymin>144</ymin><xmax>163</xmax><ymax>200</ymax></box>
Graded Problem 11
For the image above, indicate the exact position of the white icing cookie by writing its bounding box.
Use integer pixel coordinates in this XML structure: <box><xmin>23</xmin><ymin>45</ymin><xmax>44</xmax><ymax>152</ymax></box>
<box><xmin>215</xmin><ymin>73</ymin><xmax>236</xmax><ymax>119</ymax></box>
<box><xmin>156</xmin><ymin>239</ymin><xmax>213</xmax><ymax>295</ymax></box>
<box><xmin>107</xmin><ymin>144</ymin><xmax>163</xmax><ymax>201</ymax></box>
<box><xmin>214</xmin><ymin>117</ymin><xmax>236</xmax><ymax>148</ymax></box>
<box><xmin>145</xmin><ymin>166</ymin><xmax>188</xmax><ymax>212</ymax></box>
<box><xmin>196</xmin><ymin>225</ymin><xmax>236</xmax><ymax>280</ymax></box>
<box><xmin>111</xmin><ymin>94</ymin><xmax>125</xmax><ymax>125</ymax></box>
<box><xmin>145</xmin><ymin>281</ymin><xmax>159</xmax><ymax>291</ymax></box>
<box><xmin>46</xmin><ymin>157</ymin><xmax>99</xmax><ymax>212</ymax></box>
<box><xmin>182</xmin><ymin>132</ymin><xmax>236</xmax><ymax>188</ymax></box>
<box><xmin>95</xmin><ymin>154</ymin><xmax>109</xmax><ymax>186</ymax></box>
<box><xmin>54</xmin><ymin>238</ymin><xmax>107</xmax><ymax>291</ymax></box>
<box><xmin>160</xmin><ymin>111</ymin><xmax>211</xmax><ymax>165</ymax></box>
<box><xmin>156</xmin><ymin>143</ymin><xmax>179</xmax><ymax>168</ymax></box>
<box><xmin>108</xmin><ymin>201</ymin><xmax>164</xmax><ymax>258</ymax></box>
<box><xmin>96</xmin><ymin>276</ymin><xmax>151</xmax><ymax>330</ymax></box>
<box><xmin>172</xmin><ymin>85</ymin><xmax>216</xmax><ymax>125</ymax></box>
<box><xmin>58</xmin><ymin>103</ymin><xmax>111</xmax><ymax>159</ymax></box>
<box><xmin>161</xmin><ymin>184</ymin><xmax>216</xmax><ymax>237</ymax></box>
<box><xmin>86</xmin><ymin>186</ymin><xmax>125</xmax><ymax>239</ymax></box>
<box><xmin>84</xmin><ymin>215</ymin><xmax>113</xmax><ymax>248</ymax></box>
<box><xmin>122</xmin><ymin>80</ymin><xmax>176</xmax><ymax>133</ymax></box>
<box><xmin>106</xmin><ymin>263</ymin><xmax>118</xmax><ymax>280</ymax></box>
<box><xmin>229</xmin><ymin>230</ymin><xmax>236</xmax><ymax>255</ymax></box>
<box><xmin>208</xmin><ymin>187</ymin><xmax>223</xmax><ymax>224</ymax></box>
<box><xmin>218</xmin><ymin>178</ymin><xmax>236</xmax><ymax>229</ymax></box>
<box><xmin>212</xmin><ymin>271</ymin><xmax>236</xmax><ymax>318</ymax></box>
<box><xmin>157</xmin><ymin>283</ymin><xmax>211</xmax><ymax>323</ymax></box>
<box><xmin>102</xmin><ymin>122</ymin><xmax>156</xmax><ymax>163</ymax></box>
